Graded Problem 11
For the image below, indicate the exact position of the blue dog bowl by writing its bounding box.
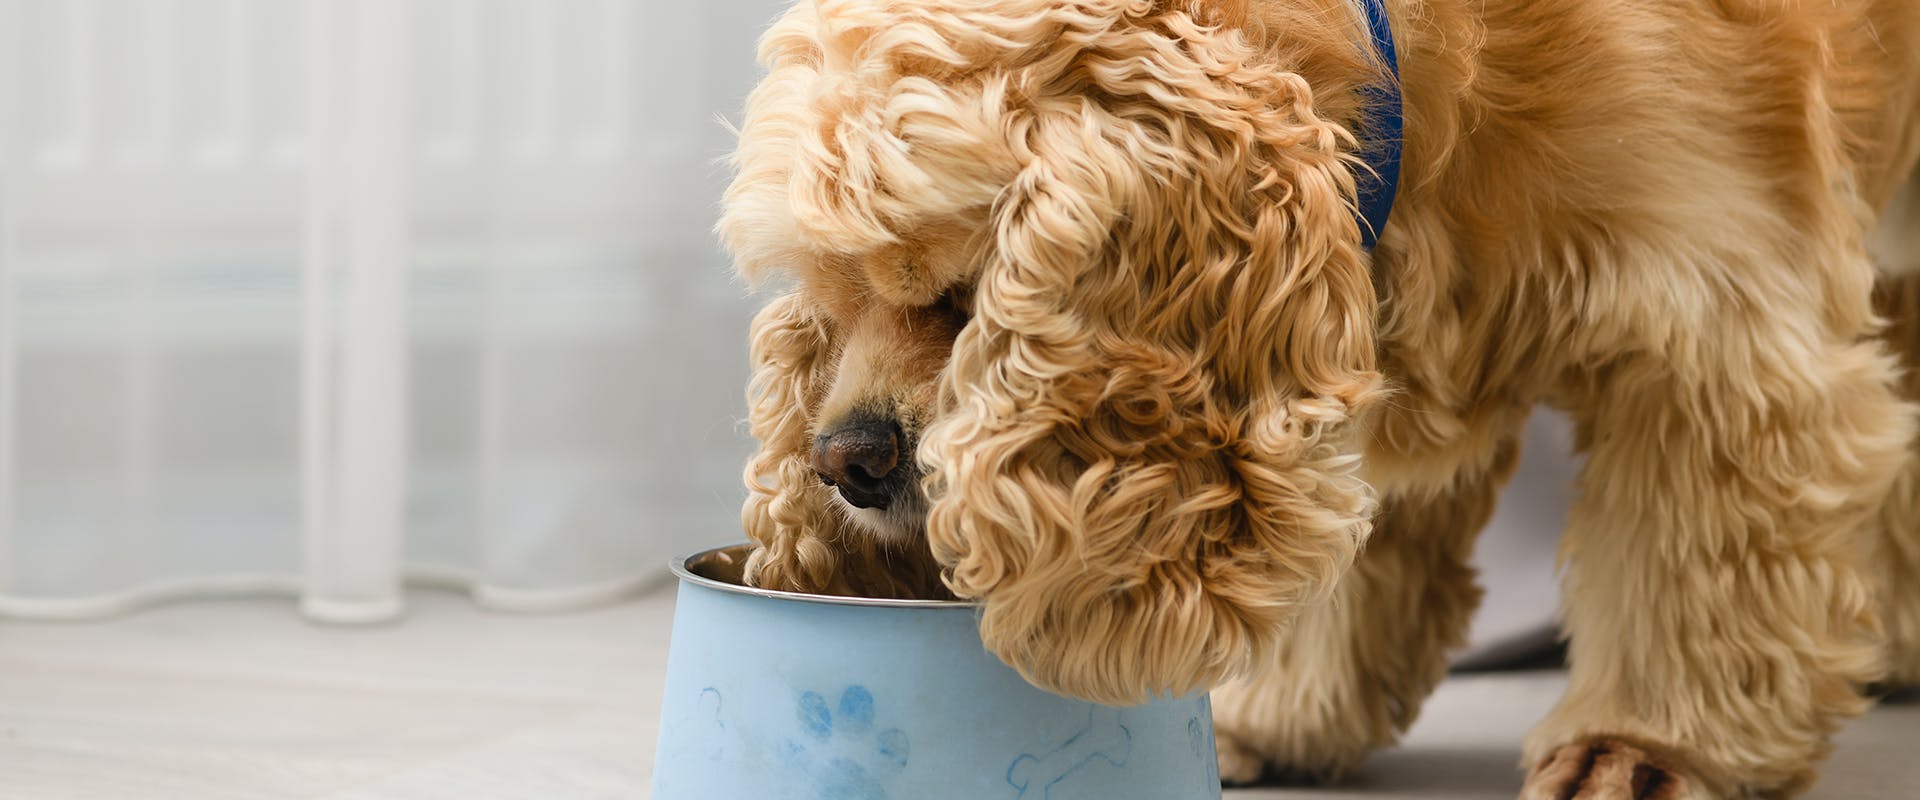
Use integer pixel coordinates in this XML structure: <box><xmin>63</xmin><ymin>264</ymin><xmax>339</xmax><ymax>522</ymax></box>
<box><xmin>651</xmin><ymin>544</ymin><xmax>1222</xmax><ymax>800</ymax></box>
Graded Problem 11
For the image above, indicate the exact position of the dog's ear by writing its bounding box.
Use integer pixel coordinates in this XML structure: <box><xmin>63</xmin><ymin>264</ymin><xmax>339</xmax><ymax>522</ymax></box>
<box><xmin>738</xmin><ymin>293</ymin><xmax>846</xmax><ymax>593</ymax></box>
<box><xmin>920</xmin><ymin>11</ymin><xmax>1384</xmax><ymax>704</ymax></box>
<box><xmin>739</xmin><ymin>293</ymin><xmax>947</xmax><ymax>598</ymax></box>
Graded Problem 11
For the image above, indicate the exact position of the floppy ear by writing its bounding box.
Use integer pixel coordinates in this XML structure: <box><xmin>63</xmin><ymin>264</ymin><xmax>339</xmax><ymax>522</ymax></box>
<box><xmin>920</xmin><ymin>15</ymin><xmax>1384</xmax><ymax>704</ymax></box>
<box><xmin>739</xmin><ymin>293</ymin><xmax>947</xmax><ymax>598</ymax></box>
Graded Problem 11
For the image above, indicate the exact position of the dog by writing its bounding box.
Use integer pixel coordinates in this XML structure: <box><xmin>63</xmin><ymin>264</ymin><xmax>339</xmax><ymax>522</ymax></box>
<box><xmin>715</xmin><ymin>1</ymin><xmax>1920</xmax><ymax>797</ymax></box>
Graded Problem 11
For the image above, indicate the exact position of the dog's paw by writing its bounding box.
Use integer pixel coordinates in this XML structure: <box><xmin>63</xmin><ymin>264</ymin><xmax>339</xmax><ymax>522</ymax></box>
<box><xmin>1521</xmin><ymin>739</ymin><xmax>1697</xmax><ymax>800</ymax></box>
<box><xmin>1214</xmin><ymin>728</ymin><xmax>1267</xmax><ymax>786</ymax></box>
<box><xmin>1213</xmin><ymin>726</ymin><xmax>1356</xmax><ymax>787</ymax></box>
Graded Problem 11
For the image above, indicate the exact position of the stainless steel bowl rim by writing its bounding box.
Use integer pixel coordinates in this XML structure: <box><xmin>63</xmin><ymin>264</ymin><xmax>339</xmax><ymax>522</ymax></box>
<box><xmin>670</xmin><ymin>545</ymin><xmax>977</xmax><ymax>609</ymax></box>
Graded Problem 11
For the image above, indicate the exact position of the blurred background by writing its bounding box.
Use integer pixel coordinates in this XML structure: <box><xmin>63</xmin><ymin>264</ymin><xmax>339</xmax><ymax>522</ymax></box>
<box><xmin>0</xmin><ymin>0</ymin><xmax>780</xmax><ymax>622</ymax></box>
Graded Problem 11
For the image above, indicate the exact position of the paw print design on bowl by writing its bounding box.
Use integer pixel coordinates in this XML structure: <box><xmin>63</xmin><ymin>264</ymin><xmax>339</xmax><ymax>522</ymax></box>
<box><xmin>782</xmin><ymin>685</ymin><xmax>910</xmax><ymax>800</ymax></box>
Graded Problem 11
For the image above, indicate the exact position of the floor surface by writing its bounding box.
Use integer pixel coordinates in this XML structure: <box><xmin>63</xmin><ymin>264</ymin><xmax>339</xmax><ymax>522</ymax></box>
<box><xmin>0</xmin><ymin>586</ymin><xmax>1913</xmax><ymax>799</ymax></box>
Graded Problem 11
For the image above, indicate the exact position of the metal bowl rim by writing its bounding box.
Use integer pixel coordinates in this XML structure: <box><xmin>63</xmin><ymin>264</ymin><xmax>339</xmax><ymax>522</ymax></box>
<box><xmin>670</xmin><ymin>544</ymin><xmax>977</xmax><ymax>609</ymax></box>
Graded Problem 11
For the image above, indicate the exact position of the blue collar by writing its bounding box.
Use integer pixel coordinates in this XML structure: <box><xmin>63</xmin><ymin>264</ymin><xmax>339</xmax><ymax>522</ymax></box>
<box><xmin>1353</xmin><ymin>0</ymin><xmax>1402</xmax><ymax>251</ymax></box>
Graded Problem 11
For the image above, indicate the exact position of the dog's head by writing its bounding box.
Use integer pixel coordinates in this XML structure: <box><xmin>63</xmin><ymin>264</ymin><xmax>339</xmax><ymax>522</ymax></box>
<box><xmin>721</xmin><ymin>0</ymin><xmax>1387</xmax><ymax>703</ymax></box>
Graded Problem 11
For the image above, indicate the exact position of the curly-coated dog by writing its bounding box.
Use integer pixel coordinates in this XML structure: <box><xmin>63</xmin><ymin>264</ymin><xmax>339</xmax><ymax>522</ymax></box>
<box><xmin>716</xmin><ymin>0</ymin><xmax>1920</xmax><ymax>796</ymax></box>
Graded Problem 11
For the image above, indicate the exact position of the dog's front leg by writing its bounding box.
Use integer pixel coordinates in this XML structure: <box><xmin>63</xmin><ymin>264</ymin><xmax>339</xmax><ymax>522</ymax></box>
<box><xmin>1212</xmin><ymin>436</ymin><xmax>1517</xmax><ymax>784</ymax></box>
<box><xmin>1524</xmin><ymin>333</ymin><xmax>1911</xmax><ymax>798</ymax></box>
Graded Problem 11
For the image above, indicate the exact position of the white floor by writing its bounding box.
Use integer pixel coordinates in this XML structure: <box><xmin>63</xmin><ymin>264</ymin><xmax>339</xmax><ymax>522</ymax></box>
<box><xmin>0</xmin><ymin>586</ymin><xmax>1913</xmax><ymax>800</ymax></box>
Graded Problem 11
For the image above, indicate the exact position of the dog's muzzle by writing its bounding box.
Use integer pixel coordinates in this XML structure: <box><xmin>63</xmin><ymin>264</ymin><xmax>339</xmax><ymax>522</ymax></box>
<box><xmin>811</xmin><ymin>418</ymin><xmax>907</xmax><ymax>510</ymax></box>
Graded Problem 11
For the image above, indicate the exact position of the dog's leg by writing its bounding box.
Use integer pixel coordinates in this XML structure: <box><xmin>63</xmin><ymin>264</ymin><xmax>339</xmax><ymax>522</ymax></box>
<box><xmin>1212</xmin><ymin>437</ymin><xmax>1516</xmax><ymax>784</ymax></box>
<box><xmin>1870</xmin><ymin>273</ymin><xmax>1920</xmax><ymax>686</ymax></box>
<box><xmin>1866</xmin><ymin>456</ymin><xmax>1920</xmax><ymax>688</ymax></box>
<box><xmin>1523</xmin><ymin>336</ymin><xmax>1911</xmax><ymax>798</ymax></box>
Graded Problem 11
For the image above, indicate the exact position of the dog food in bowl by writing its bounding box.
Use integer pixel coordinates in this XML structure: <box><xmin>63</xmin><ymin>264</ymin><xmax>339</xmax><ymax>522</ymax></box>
<box><xmin>650</xmin><ymin>544</ymin><xmax>1222</xmax><ymax>800</ymax></box>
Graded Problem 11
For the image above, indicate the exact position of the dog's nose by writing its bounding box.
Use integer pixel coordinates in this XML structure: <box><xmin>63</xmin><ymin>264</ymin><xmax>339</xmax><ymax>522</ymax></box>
<box><xmin>811</xmin><ymin>420</ymin><xmax>901</xmax><ymax>509</ymax></box>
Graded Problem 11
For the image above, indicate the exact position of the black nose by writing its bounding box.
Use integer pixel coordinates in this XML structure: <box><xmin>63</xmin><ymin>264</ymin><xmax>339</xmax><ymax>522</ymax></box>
<box><xmin>811</xmin><ymin>420</ymin><xmax>901</xmax><ymax>509</ymax></box>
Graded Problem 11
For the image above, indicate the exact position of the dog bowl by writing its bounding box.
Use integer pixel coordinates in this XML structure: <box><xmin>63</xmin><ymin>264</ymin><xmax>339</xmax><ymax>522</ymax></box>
<box><xmin>651</xmin><ymin>544</ymin><xmax>1222</xmax><ymax>800</ymax></box>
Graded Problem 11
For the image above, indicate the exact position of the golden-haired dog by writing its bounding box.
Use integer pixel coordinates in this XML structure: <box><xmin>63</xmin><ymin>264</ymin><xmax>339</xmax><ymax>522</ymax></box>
<box><xmin>717</xmin><ymin>0</ymin><xmax>1920</xmax><ymax>796</ymax></box>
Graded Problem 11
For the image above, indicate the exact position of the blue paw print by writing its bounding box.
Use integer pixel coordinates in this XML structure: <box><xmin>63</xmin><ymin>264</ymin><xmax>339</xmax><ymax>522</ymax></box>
<box><xmin>783</xmin><ymin>686</ymin><xmax>910</xmax><ymax>800</ymax></box>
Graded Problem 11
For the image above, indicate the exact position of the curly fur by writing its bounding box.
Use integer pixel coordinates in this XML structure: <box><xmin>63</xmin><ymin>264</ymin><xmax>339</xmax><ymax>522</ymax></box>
<box><xmin>739</xmin><ymin>293</ymin><xmax>951</xmax><ymax>599</ymax></box>
<box><xmin>719</xmin><ymin>0</ymin><xmax>1920</xmax><ymax>796</ymax></box>
<box><xmin>913</xmin><ymin>4</ymin><xmax>1388</xmax><ymax>703</ymax></box>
